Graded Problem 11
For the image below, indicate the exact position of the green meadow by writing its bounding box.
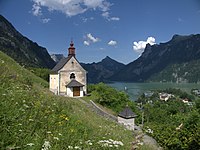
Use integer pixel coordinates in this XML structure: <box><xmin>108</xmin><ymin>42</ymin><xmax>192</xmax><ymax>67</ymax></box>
<box><xmin>0</xmin><ymin>51</ymin><xmax>134</xmax><ymax>149</ymax></box>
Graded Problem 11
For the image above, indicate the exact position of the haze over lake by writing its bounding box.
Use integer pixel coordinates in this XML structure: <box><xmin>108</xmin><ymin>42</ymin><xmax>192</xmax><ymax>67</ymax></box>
<box><xmin>108</xmin><ymin>82</ymin><xmax>200</xmax><ymax>100</ymax></box>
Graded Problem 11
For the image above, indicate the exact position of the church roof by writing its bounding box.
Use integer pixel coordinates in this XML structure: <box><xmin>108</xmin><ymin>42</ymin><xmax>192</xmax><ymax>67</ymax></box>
<box><xmin>51</xmin><ymin>55</ymin><xmax>72</xmax><ymax>73</ymax></box>
<box><xmin>118</xmin><ymin>106</ymin><xmax>136</xmax><ymax>119</ymax></box>
<box><xmin>66</xmin><ymin>79</ymin><xmax>84</xmax><ymax>87</ymax></box>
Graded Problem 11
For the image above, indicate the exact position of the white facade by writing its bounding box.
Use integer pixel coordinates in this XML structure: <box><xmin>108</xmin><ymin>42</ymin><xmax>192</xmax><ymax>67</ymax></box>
<box><xmin>49</xmin><ymin>42</ymin><xmax>87</xmax><ymax>97</ymax></box>
<box><xmin>118</xmin><ymin>116</ymin><xmax>135</xmax><ymax>130</ymax></box>
<box><xmin>49</xmin><ymin>74</ymin><xmax>59</xmax><ymax>95</ymax></box>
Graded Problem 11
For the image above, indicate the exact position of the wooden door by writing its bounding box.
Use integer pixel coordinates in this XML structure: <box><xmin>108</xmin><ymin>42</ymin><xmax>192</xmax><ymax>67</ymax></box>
<box><xmin>73</xmin><ymin>87</ymin><xmax>80</xmax><ymax>96</ymax></box>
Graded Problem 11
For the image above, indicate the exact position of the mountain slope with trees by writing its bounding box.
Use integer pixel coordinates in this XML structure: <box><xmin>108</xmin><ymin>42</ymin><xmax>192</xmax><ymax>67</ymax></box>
<box><xmin>112</xmin><ymin>34</ymin><xmax>200</xmax><ymax>83</ymax></box>
<box><xmin>0</xmin><ymin>15</ymin><xmax>55</xmax><ymax>68</ymax></box>
<box><xmin>81</xmin><ymin>56</ymin><xmax>125</xmax><ymax>83</ymax></box>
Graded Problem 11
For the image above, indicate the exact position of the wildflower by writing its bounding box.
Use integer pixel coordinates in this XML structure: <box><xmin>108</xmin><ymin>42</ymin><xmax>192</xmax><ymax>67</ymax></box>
<box><xmin>53</xmin><ymin>137</ymin><xmax>59</xmax><ymax>140</ymax></box>
<box><xmin>89</xmin><ymin>142</ymin><xmax>93</xmax><ymax>146</ymax></box>
<box><xmin>23</xmin><ymin>104</ymin><xmax>29</xmax><ymax>108</ymax></box>
<box><xmin>19</xmin><ymin>129</ymin><xmax>22</xmax><ymax>132</ymax></box>
<box><xmin>74</xmin><ymin>146</ymin><xmax>81</xmax><ymax>149</ymax></box>
<box><xmin>41</xmin><ymin>141</ymin><xmax>51</xmax><ymax>150</ymax></box>
<box><xmin>68</xmin><ymin>146</ymin><xmax>73</xmax><ymax>149</ymax></box>
<box><xmin>65</xmin><ymin>117</ymin><xmax>69</xmax><ymax>121</ymax></box>
<box><xmin>27</xmin><ymin>143</ymin><xmax>34</xmax><ymax>146</ymax></box>
<box><xmin>114</xmin><ymin>144</ymin><xmax>119</xmax><ymax>148</ymax></box>
<box><xmin>47</xmin><ymin>131</ymin><xmax>51</xmax><ymax>134</ymax></box>
<box><xmin>58</xmin><ymin>133</ymin><xmax>62</xmax><ymax>136</ymax></box>
<box><xmin>70</xmin><ymin>128</ymin><xmax>74</xmax><ymax>133</ymax></box>
<box><xmin>29</xmin><ymin>119</ymin><xmax>34</xmax><ymax>121</ymax></box>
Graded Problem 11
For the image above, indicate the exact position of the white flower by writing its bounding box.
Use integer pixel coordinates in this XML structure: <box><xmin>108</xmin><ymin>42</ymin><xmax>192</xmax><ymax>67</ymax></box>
<box><xmin>53</xmin><ymin>137</ymin><xmax>59</xmax><ymax>140</ymax></box>
<box><xmin>74</xmin><ymin>146</ymin><xmax>81</xmax><ymax>149</ymax></box>
<box><xmin>27</xmin><ymin>143</ymin><xmax>34</xmax><ymax>146</ymax></box>
<box><xmin>68</xmin><ymin>146</ymin><xmax>73</xmax><ymax>149</ymax></box>
<box><xmin>41</xmin><ymin>141</ymin><xmax>51</xmax><ymax>150</ymax></box>
<box><xmin>58</xmin><ymin>133</ymin><xmax>62</xmax><ymax>136</ymax></box>
<box><xmin>89</xmin><ymin>142</ymin><xmax>93</xmax><ymax>145</ymax></box>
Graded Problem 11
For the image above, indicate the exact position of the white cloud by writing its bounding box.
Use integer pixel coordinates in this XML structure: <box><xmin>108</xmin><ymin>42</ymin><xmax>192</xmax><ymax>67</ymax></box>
<box><xmin>110</xmin><ymin>17</ymin><xmax>120</xmax><ymax>21</ymax></box>
<box><xmin>102</xmin><ymin>11</ymin><xmax>120</xmax><ymax>21</ymax></box>
<box><xmin>83</xmin><ymin>40</ymin><xmax>90</xmax><ymax>46</ymax></box>
<box><xmin>102</xmin><ymin>11</ymin><xmax>109</xmax><ymax>18</ymax></box>
<box><xmin>32</xmin><ymin>3</ymin><xmax>42</xmax><ymax>16</ymax></box>
<box><xmin>108</xmin><ymin>40</ymin><xmax>117</xmax><ymax>46</ymax></box>
<box><xmin>87</xmin><ymin>33</ymin><xmax>99</xmax><ymax>43</ymax></box>
<box><xmin>83</xmin><ymin>33</ymin><xmax>100</xmax><ymax>46</ymax></box>
<box><xmin>32</xmin><ymin>0</ymin><xmax>111</xmax><ymax>17</ymax></box>
<box><xmin>133</xmin><ymin>37</ymin><xmax>156</xmax><ymax>53</ymax></box>
<box><xmin>42</xmin><ymin>18</ymin><xmax>51</xmax><ymax>23</ymax></box>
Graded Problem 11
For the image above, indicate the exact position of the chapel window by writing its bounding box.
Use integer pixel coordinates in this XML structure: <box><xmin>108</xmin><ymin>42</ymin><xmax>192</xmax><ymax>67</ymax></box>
<box><xmin>70</xmin><ymin>73</ymin><xmax>75</xmax><ymax>79</ymax></box>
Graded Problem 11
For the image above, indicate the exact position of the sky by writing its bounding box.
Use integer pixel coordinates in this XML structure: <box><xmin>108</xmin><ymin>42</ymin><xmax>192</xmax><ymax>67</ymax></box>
<box><xmin>0</xmin><ymin>0</ymin><xmax>200</xmax><ymax>64</ymax></box>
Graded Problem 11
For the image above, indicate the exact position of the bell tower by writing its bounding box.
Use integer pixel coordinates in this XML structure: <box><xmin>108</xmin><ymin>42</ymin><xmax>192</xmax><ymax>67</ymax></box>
<box><xmin>68</xmin><ymin>41</ymin><xmax>75</xmax><ymax>57</ymax></box>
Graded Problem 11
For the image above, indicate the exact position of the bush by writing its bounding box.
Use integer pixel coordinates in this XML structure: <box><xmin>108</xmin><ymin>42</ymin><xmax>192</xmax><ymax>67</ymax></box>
<box><xmin>88</xmin><ymin>83</ymin><xmax>136</xmax><ymax>113</ymax></box>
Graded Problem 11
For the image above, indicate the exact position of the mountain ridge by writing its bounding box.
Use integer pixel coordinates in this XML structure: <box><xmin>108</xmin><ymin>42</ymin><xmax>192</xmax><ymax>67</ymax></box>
<box><xmin>0</xmin><ymin>15</ymin><xmax>55</xmax><ymax>68</ymax></box>
<box><xmin>81</xmin><ymin>56</ymin><xmax>125</xmax><ymax>83</ymax></box>
<box><xmin>111</xmin><ymin>34</ymin><xmax>200</xmax><ymax>82</ymax></box>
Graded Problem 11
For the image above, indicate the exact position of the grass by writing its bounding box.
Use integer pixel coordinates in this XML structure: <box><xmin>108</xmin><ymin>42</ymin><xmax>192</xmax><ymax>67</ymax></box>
<box><xmin>0</xmin><ymin>51</ymin><xmax>134</xmax><ymax>149</ymax></box>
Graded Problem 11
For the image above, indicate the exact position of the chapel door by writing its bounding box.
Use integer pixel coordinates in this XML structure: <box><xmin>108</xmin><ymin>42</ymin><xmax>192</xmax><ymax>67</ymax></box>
<box><xmin>73</xmin><ymin>87</ymin><xmax>80</xmax><ymax>96</ymax></box>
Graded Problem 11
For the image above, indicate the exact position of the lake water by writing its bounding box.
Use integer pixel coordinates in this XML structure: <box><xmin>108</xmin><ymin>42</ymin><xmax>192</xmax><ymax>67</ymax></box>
<box><xmin>108</xmin><ymin>82</ymin><xmax>200</xmax><ymax>100</ymax></box>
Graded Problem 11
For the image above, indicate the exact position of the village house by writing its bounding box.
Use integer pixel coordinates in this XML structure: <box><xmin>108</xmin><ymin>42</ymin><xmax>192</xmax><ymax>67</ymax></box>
<box><xmin>49</xmin><ymin>41</ymin><xmax>87</xmax><ymax>97</ymax></box>
<box><xmin>192</xmin><ymin>89</ymin><xmax>200</xmax><ymax>96</ymax></box>
<box><xmin>159</xmin><ymin>93</ymin><xmax>174</xmax><ymax>101</ymax></box>
<box><xmin>118</xmin><ymin>106</ymin><xmax>137</xmax><ymax>130</ymax></box>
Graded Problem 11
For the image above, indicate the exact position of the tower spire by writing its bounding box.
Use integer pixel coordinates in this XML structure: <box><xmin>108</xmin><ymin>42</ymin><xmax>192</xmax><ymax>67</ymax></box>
<box><xmin>68</xmin><ymin>40</ymin><xmax>75</xmax><ymax>57</ymax></box>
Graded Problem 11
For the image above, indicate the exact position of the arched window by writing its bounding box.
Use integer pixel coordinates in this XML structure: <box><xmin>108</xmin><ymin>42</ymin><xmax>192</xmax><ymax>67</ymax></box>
<box><xmin>70</xmin><ymin>73</ymin><xmax>75</xmax><ymax>79</ymax></box>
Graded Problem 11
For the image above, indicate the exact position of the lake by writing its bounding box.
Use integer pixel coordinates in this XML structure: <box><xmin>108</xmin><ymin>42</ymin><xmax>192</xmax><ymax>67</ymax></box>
<box><xmin>108</xmin><ymin>82</ymin><xmax>200</xmax><ymax>100</ymax></box>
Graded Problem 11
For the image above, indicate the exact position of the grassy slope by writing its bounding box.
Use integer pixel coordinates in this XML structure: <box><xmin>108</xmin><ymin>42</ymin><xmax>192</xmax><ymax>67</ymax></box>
<box><xmin>0</xmin><ymin>51</ymin><xmax>133</xmax><ymax>150</ymax></box>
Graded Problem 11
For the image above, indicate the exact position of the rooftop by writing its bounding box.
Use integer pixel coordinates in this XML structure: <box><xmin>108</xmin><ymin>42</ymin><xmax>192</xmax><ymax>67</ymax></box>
<box><xmin>118</xmin><ymin>106</ymin><xmax>136</xmax><ymax>119</ymax></box>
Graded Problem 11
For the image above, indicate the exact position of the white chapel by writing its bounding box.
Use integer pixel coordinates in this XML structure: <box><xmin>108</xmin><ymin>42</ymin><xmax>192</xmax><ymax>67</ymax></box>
<box><xmin>49</xmin><ymin>41</ymin><xmax>87</xmax><ymax>97</ymax></box>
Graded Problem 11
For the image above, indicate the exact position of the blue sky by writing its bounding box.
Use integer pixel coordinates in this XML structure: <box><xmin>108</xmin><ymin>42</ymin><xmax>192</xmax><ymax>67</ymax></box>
<box><xmin>0</xmin><ymin>0</ymin><xmax>200</xmax><ymax>64</ymax></box>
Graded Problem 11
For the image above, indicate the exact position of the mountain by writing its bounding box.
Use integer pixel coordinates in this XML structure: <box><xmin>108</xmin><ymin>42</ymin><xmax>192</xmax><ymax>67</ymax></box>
<box><xmin>0</xmin><ymin>15</ymin><xmax>55</xmax><ymax>68</ymax></box>
<box><xmin>112</xmin><ymin>34</ymin><xmax>200</xmax><ymax>83</ymax></box>
<box><xmin>81</xmin><ymin>56</ymin><xmax>125</xmax><ymax>83</ymax></box>
<box><xmin>51</xmin><ymin>54</ymin><xmax>65</xmax><ymax>63</ymax></box>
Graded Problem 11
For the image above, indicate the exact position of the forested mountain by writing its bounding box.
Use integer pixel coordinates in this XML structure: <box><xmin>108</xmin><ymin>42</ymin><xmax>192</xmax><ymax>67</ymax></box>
<box><xmin>81</xmin><ymin>56</ymin><xmax>125</xmax><ymax>83</ymax></box>
<box><xmin>0</xmin><ymin>15</ymin><xmax>55</xmax><ymax>68</ymax></box>
<box><xmin>112</xmin><ymin>34</ymin><xmax>200</xmax><ymax>83</ymax></box>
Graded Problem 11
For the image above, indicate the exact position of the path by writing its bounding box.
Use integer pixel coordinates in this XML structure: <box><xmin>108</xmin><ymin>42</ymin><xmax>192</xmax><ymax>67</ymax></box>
<box><xmin>78</xmin><ymin>98</ymin><xmax>162</xmax><ymax>150</ymax></box>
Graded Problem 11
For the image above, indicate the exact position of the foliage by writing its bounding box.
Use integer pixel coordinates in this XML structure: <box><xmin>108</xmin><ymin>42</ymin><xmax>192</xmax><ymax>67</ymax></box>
<box><xmin>28</xmin><ymin>67</ymin><xmax>51</xmax><ymax>82</ymax></box>
<box><xmin>88</xmin><ymin>83</ymin><xmax>137</xmax><ymax>113</ymax></box>
<box><xmin>0</xmin><ymin>51</ymin><xmax>133</xmax><ymax>149</ymax></box>
<box><xmin>139</xmin><ymin>89</ymin><xmax>200</xmax><ymax>149</ymax></box>
<box><xmin>149</xmin><ymin>60</ymin><xmax>200</xmax><ymax>83</ymax></box>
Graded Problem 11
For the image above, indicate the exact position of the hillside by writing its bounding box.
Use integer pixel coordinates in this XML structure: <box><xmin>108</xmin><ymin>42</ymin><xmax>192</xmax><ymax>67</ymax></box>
<box><xmin>0</xmin><ymin>15</ymin><xmax>55</xmax><ymax>68</ymax></box>
<box><xmin>0</xmin><ymin>51</ymin><xmax>133</xmax><ymax>149</ymax></box>
<box><xmin>81</xmin><ymin>56</ymin><xmax>125</xmax><ymax>83</ymax></box>
<box><xmin>112</xmin><ymin>34</ymin><xmax>200</xmax><ymax>83</ymax></box>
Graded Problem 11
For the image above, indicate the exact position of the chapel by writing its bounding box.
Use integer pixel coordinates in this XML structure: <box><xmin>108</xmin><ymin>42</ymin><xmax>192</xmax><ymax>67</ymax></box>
<box><xmin>49</xmin><ymin>41</ymin><xmax>87</xmax><ymax>97</ymax></box>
